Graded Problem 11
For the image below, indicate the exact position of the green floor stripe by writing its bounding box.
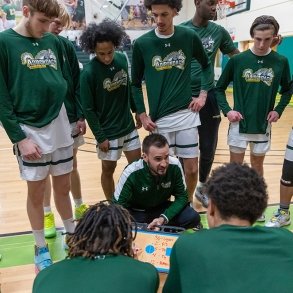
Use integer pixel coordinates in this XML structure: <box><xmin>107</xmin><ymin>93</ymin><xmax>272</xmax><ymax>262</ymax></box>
<box><xmin>0</xmin><ymin>205</ymin><xmax>292</xmax><ymax>269</ymax></box>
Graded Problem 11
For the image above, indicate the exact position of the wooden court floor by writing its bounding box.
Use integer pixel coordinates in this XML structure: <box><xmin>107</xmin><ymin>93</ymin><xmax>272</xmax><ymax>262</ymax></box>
<box><xmin>0</xmin><ymin>96</ymin><xmax>292</xmax><ymax>292</ymax></box>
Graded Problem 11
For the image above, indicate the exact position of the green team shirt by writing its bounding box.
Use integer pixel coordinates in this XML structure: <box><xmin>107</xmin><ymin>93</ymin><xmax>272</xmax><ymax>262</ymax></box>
<box><xmin>0</xmin><ymin>29</ymin><xmax>67</xmax><ymax>143</ymax></box>
<box><xmin>181</xmin><ymin>20</ymin><xmax>236</xmax><ymax>95</ymax></box>
<box><xmin>216</xmin><ymin>49</ymin><xmax>292</xmax><ymax>134</ymax></box>
<box><xmin>58</xmin><ymin>35</ymin><xmax>83</xmax><ymax>123</ymax></box>
<box><xmin>2</xmin><ymin>3</ymin><xmax>16</xmax><ymax>20</ymax></box>
<box><xmin>163</xmin><ymin>225</ymin><xmax>293</xmax><ymax>293</ymax></box>
<box><xmin>131</xmin><ymin>26</ymin><xmax>213</xmax><ymax>121</ymax></box>
<box><xmin>113</xmin><ymin>156</ymin><xmax>188</xmax><ymax>221</ymax></box>
<box><xmin>80</xmin><ymin>52</ymin><xmax>135</xmax><ymax>143</ymax></box>
<box><xmin>33</xmin><ymin>255</ymin><xmax>159</xmax><ymax>293</ymax></box>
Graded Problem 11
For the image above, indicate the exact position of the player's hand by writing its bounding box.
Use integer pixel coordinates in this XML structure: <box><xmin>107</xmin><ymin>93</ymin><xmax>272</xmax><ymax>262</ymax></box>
<box><xmin>18</xmin><ymin>138</ymin><xmax>42</xmax><ymax>161</ymax></box>
<box><xmin>139</xmin><ymin>112</ymin><xmax>157</xmax><ymax>132</ymax></box>
<box><xmin>76</xmin><ymin>119</ymin><xmax>86</xmax><ymax>135</ymax></box>
<box><xmin>99</xmin><ymin>139</ymin><xmax>110</xmax><ymax>152</ymax></box>
<box><xmin>132</xmin><ymin>242</ymin><xmax>142</xmax><ymax>259</ymax></box>
<box><xmin>227</xmin><ymin>110</ymin><xmax>243</xmax><ymax>122</ymax></box>
<box><xmin>267</xmin><ymin>111</ymin><xmax>279</xmax><ymax>123</ymax></box>
<box><xmin>135</xmin><ymin>113</ymin><xmax>142</xmax><ymax>129</ymax></box>
<box><xmin>147</xmin><ymin>217</ymin><xmax>165</xmax><ymax>230</ymax></box>
<box><xmin>189</xmin><ymin>92</ymin><xmax>207</xmax><ymax>112</ymax></box>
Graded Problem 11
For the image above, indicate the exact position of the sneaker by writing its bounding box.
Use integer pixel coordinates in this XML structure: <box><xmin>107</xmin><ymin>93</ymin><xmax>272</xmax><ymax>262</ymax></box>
<box><xmin>194</xmin><ymin>186</ymin><xmax>209</xmax><ymax>208</ymax></box>
<box><xmin>256</xmin><ymin>214</ymin><xmax>266</xmax><ymax>222</ymax></box>
<box><xmin>34</xmin><ymin>245</ymin><xmax>52</xmax><ymax>274</ymax></box>
<box><xmin>44</xmin><ymin>212</ymin><xmax>57</xmax><ymax>238</ymax></box>
<box><xmin>74</xmin><ymin>203</ymin><xmax>89</xmax><ymax>220</ymax></box>
<box><xmin>265</xmin><ymin>210</ymin><xmax>291</xmax><ymax>228</ymax></box>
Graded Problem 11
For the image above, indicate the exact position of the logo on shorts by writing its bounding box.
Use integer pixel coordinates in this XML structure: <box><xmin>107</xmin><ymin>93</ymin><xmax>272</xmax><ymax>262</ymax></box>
<box><xmin>242</xmin><ymin>68</ymin><xmax>274</xmax><ymax>86</ymax></box>
<box><xmin>21</xmin><ymin>49</ymin><xmax>57</xmax><ymax>70</ymax></box>
<box><xmin>152</xmin><ymin>50</ymin><xmax>186</xmax><ymax>71</ymax></box>
<box><xmin>161</xmin><ymin>181</ymin><xmax>171</xmax><ymax>188</ymax></box>
<box><xmin>103</xmin><ymin>69</ymin><xmax>127</xmax><ymax>92</ymax></box>
<box><xmin>142</xmin><ymin>186</ymin><xmax>149</xmax><ymax>191</ymax></box>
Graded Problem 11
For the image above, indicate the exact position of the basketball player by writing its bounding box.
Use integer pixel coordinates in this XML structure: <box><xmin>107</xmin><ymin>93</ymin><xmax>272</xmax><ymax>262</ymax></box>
<box><xmin>2</xmin><ymin>0</ymin><xmax>16</xmax><ymax>29</ymax></box>
<box><xmin>131</xmin><ymin>0</ymin><xmax>213</xmax><ymax>202</ymax></box>
<box><xmin>42</xmin><ymin>4</ymin><xmax>87</xmax><ymax>239</ymax></box>
<box><xmin>181</xmin><ymin>0</ymin><xmax>239</xmax><ymax>207</ymax></box>
<box><xmin>0</xmin><ymin>0</ymin><xmax>75</xmax><ymax>272</ymax></box>
<box><xmin>215</xmin><ymin>16</ymin><xmax>291</xmax><ymax>217</ymax></box>
<box><xmin>163</xmin><ymin>163</ymin><xmax>293</xmax><ymax>292</ymax></box>
<box><xmin>79</xmin><ymin>19</ymin><xmax>141</xmax><ymax>200</ymax></box>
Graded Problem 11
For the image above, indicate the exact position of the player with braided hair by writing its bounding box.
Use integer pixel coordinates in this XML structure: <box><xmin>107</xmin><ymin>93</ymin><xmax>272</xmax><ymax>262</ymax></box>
<box><xmin>79</xmin><ymin>19</ymin><xmax>141</xmax><ymax>201</ymax></box>
<box><xmin>33</xmin><ymin>202</ymin><xmax>159</xmax><ymax>293</ymax></box>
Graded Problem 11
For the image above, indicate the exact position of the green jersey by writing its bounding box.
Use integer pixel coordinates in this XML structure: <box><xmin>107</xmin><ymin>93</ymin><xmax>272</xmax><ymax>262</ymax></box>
<box><xmin>216</xmin><ymin>49</ymin><xmax>291</xmax><ymax>134</ymax></box>
<box><xmin>33</xmin><ymin>255</ymin><xmax>159</xmax><ymax>293</ymax></box>
<box><xmin>113</xmin><ymin>156</ymin><xmax>188</xmax><ymax>221</ymax></box>
<box><xmin>131</xmin><ymin>26</ymin><xmax>213</xmax><ymax>121</ymax></box>
<box><xmin>58</xmin><ymin>35</ymin><xmax>83</xmax><ymax>123</ymax></box>
<box><xmin>2</xmin><ymin>3</ymin><xmax>16</xmax><ymax>20</ymax></box>
<box><xmin>80</xmin><ymin>52</ymin><xmax>135</xmax><ymax>143</ymax></box>
<box><xmin>0</xmin><ymin>29</ymin><xmax>67</xmax><ymax>143</ymax></box>
<box><xmin>163</xmin><ymin>225</ymin><xmax>293</xmax><ymax>293</ymax></box>
<box><xmin>181</xmin><ymin>20</ymin><xmax>236</xmax><ymax>95</ymax></box>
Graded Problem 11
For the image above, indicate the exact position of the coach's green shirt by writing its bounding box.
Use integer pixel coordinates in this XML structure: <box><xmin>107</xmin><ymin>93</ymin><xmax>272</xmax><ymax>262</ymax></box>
<box><xmin>216</xmin><ymin>49</ymin><xmax>291</xmax><ymax>134</ymax></box>
<box><xmin>181</xmin><ymin>20</ymin><xmax>236</xmax><ymax>95</ymax></box>
<box><xmin>33</xmin><ymin>255</ymin><xmax>159</xmax><ymax>293</ymax></box>
<box><xmin>80</xmin><ymin>52</ymin><xmax>135</xmax><ymax>143</ymax></box>
<box><xmin>113</xmin><ymin>156</ymin><xmax>188</xmax><ymax>221</ymax></box>
<box><xmin>58</xmin><ymin>35</ymin><xmax>83</xmax><ymax>123</ymax></box>
<box><xmin>0</xmin><ymin>29</ymin><xmax>67</xmax><ymax>143</ymax></box>
<box><xmin>163</xmin><ymin>225</ymin><xmax>293</xmax><ymax>293</ymax></box>
<box><xmin>131</xmin><ymin>26</ymin><xmax>213</xmax><ymax>121</ymax></box>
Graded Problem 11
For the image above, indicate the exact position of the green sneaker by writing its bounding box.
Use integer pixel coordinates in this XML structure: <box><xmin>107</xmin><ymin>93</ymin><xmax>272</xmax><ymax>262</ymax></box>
<box><xmin>74</xmin><ymin>203</ymin><xmax>89</xmax><ymax>220</ymax></box>
<box><xmin>44</xmin><ymin>212</ymin><xmax>57</xmax><ymax>238</ymax></box>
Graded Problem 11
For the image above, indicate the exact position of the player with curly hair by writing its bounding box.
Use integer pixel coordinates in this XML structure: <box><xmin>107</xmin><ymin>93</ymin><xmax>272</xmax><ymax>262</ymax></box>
<box><xmin>33</xmin><ymin>202</ymin><xmax>159</xmax><ymax>292</ymax></box>
<box><xmin>79</xmin><ymin>19</ymin><xmax>141</xmax><ymax>200</ymax></box>
<box><xmin>164</xmin><ymin>163</ymin><xmax>293</xmax><ymax>292</ymax></box>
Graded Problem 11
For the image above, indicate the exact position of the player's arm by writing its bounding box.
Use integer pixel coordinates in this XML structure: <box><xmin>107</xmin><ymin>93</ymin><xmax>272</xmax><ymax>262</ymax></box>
<box><xmin>271</xmin><ymin>58</ymin><xmax>292</xmax><ymax>121</ymax></box>
<box><xmin>219</xmin><ymin>26</ymin><xmax>240</xmax><ymax>58</ymax></box>
<box><xmin>162</xmin><ymin>242</ymin><xmax>182</xmax><ymax>293</ymax></box>
<box><xmin>131</xmin><ymin>40</ymin><xmax>156</xmax><ymax>131</ymax></box>
<box><xmin>80</xmin><ymin>69</ymin><xmax>107</xmax><ymax>145</ymax></box>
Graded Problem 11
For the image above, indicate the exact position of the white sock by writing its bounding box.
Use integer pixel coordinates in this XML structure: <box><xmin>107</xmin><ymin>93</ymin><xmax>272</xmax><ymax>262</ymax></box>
<box><xmin>44</xmin><ymin>206</ymin><xmax>52</xmax><ymax>214</ymax></box>
<box><xmin>197</xmin><ymin>181</ymin><xmax>204</xmax><ymax>188</ymax></box>
<box><xmin>74</xmin><ymin>198</ymin><xmax>83</xmax><ymax>207</ymax></box>
<box><xmin>62</xmin><ymin>218</ymin><xmax>75</xmax><ymax>234</ymax></box>
<box><xmin>32</xmin><ymin>229</ymin><xmax>46</xmax><ymax>247</ymax></box>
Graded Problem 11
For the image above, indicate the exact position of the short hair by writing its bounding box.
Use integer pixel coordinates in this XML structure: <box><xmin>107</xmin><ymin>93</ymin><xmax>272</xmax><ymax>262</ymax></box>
<box><xmin>206</xmin><ymin>163</ymin><xmax>268</xmax><ymax>224</ymax></box>
<box><xmin>22</xmin><ymin>0</ymin><xmax>60</xmax><ymax>18</ymax></box>
<box><xmin>142</xmin><ymin>133</ymin><xmax>169</xmax><ymax>154</ymax></box>
<box><xmin>67</xmin><ymin>202</ymin><xmax>137</xmax><ymax>259</ymax></box>
<box><xmin>57</xmin><ymin>4</ymin><xmax>71</xmax><ymax>29</ymax></box>
<box><xmin>250</xmin><ymin>15</ymin><xmax>279</xmax><ymax>37</ymax></box>
<box><xmin>144</xmin><ymin>0</ymin><xmax>182</xmax><ymax>12</ymax></box>
<box><xmin>79</xmin><ymin>19</ymin><xmax>126</xmax><ymax>54</ymax></box>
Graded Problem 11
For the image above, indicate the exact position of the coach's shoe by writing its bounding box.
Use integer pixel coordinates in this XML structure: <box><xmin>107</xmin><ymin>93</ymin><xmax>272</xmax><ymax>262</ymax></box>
<box><xmin>194</xmin><ymin>186</ymin><xmax>209</xmax><ymax>208</ymax></box>
<box><xmin>34</xmin><ymin>245</ymin><xmax>52</xmax><ymax>274</ymax></box>
<box><xmin>44</xmin><ymin>212</ymin><xmax>57</xmax><ymax>238</ymax></box>
<box><xmin>256</xmin><ymin>214</ymin><xmax>266</xmax><ymax>222</ymax></box>
<box><xmin>265</xmin><ymin>209</ymin><xmax>291</xmax><ymax>228</ymax></box>
<box><xmin>74</xmin><ymin>203</ymin><xmax>89</xmax><ymax>220</ymax></box>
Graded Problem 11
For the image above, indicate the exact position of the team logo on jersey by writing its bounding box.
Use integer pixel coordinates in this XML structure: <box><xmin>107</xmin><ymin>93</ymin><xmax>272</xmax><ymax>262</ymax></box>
<box><xmin>242</xmin><ymin>68</ymin><xmax>274</xmax><ymax>86</ymax></box>
<box><xmin>142</xmin><ymin>186</ymin><xmax>149</xmax><ymax>191</ymax></box>
<box><xmin>201</xmin><ymin>36</ymin><xmax>215</xmax><ymax>52</ymax></box>
<box><xmin>152</xmin><ymin>50</ymin><xmax>186</xmax><ymax>71</ymax></box>
<box><xmin>161</xmin><ymin>181</ymin><xmax>171</xmax><ymax>189</ymax></box>
<box><xmin>21</xmin><ymin>49</ymin><xmax>57</xmax><ymax>70</ymax></box>
<box><xmin>103</xmin><ymin>69</ymin><xmax>127</xmax><ymax>92</ymax></box>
